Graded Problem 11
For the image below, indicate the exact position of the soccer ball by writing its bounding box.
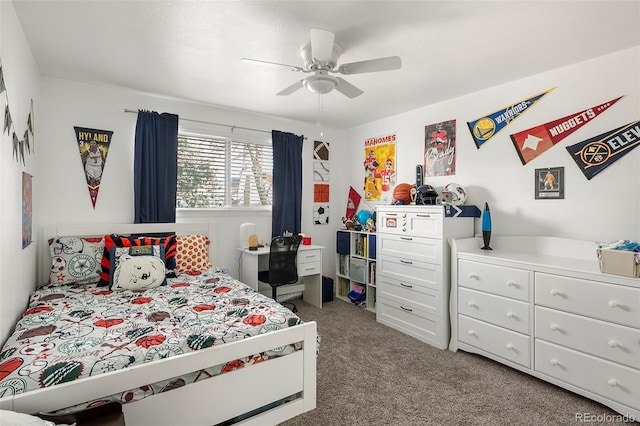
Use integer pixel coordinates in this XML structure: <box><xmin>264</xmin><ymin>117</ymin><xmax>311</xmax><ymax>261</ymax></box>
<box><xmin>51</xmin><ymin>256</ymin><xmax>67</xmax><ymax>272</ymax></box>
<box><xmin>313</xmin><ymin>205</ymin><xmax>329</xmax><ymax>225</ymax></box>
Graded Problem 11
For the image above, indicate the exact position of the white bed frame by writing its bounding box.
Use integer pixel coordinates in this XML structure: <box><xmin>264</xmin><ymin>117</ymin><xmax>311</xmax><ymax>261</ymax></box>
<box><xmin>1</xmin><ymin>222</ymin><xmax>317</xmax><ymax>425</ymax></box>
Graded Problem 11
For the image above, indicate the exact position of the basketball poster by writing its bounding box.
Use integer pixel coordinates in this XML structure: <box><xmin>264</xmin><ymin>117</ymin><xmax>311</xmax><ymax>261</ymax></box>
<box><xmin>566</xmin><ymin>120</ymin><xmax>640</xmax><ymax>180</ymax></box>
<box><xmin>424</xmin><ymin>120</ymin><xmax>456</xmax><ymax>177</ymax></box>
<box><xmin>74</xmin><ymin>126</ymin><xmax>113</xmax><ymax>208</ymax></box>
<box><xmin>363</xmin><ymin>132</ymin><xmax>396</xmax><ymax>201</ymax></box>
<box><xmin>467</xmin><ymin>87</ymin><xmax>555</xmax><ymax>149</ymax></box>
<box><xmin>511</xmin><ymin>97</ymin><xmax>622</xmax><ymax>165</ymax></box>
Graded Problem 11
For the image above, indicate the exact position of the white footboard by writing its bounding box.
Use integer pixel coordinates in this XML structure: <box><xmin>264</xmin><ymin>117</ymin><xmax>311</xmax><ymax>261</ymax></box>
<box><xmin>0</xmin><ymin>321</ymin><xmax>317</xmax><ymax>425</ymax></box>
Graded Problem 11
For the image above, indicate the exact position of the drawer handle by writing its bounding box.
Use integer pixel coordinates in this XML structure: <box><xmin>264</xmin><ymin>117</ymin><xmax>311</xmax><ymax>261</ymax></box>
<box><xmin>468</xmin><ymin>301</ymin><xmax>478</xmax><ymax>308</ymax></box>
<box><xmin>550</xmin><ymin>289</ymin><xmax>561</xmax><ymax>296</ymax></box>
<box><xmin>400</xmin><ymin>236</ymin><xmax>413</xmax><ymax>241</ymax></box>
<box><xmin>608</xmin><ymin>300</ymin><xmax>619</xmax><ymax>308</ymax></box>
<box><xmin>608</xmin><ymin>340</ymin><xmax>618</xmax><ymax>348</ymax></box>
<box><xmin>505</xmin><ymin>343</ymin><xmax>514</xmax><ymax>351</ymax></box>
<box><xmin>550</xmin><ymin>359</ymin><xmax>559</xmax><ymax>367</ymax></box>
<box><xmin>400</xmin><ymin>259</ymin><xmax>413</xmax><ymax>265</ymax></box>
<box><xmin>506</xmin><ymin>312</ymin><xmax>514</xmax><ymax>319</ymax></box>
<box><xmin>416</xmin><ymin>214</ymin><xmax>431</xmax><ymax>218</ymax></box>
<box><xmin>467</xmin><ymin>330</ymin><xmax>476</xmax><ymax>337</ymax></box>
<box><xmin>468</xmin><ymin>273</ymin><xmax>479</xmax><ymax>279</ymax></box>
<box><xmin>400</xmin><ymin>283</ymin><xmax>413</xmax><ymax>288</ymax></box>
<box><xmin>507</xmin><ymin>280</ymin><xmax>517</xmax><ymax>288</ymax></box>
<box><xmin>400</xmin><ymin>306</ymin><xmax>413</xmax><ymax>312</ymax></box>
<box><xmin>607</xmin><ymin>379</ymin><xmax>617</xmax><ymax>387</ymax></box>
<box><xmin>550</xmin><ymin>324</ymin><xmax>559</xmax><ymax>331</ymax></box>
<box><xmin>304</xmin><ymin>267</ymin><xmax>315</xmax><ymax>271</ymax></box>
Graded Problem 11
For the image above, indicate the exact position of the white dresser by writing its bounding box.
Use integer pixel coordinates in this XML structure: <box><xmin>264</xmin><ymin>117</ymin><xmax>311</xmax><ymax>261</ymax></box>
<box><xmin>375</xmin><ymin>205</ymin><xmax>475</xmax><ymax>349</ymax></box>
<box><xmin>449</xmin><ymin>236</ymin><xmax>640</xmax><ymax>419</ymax></box>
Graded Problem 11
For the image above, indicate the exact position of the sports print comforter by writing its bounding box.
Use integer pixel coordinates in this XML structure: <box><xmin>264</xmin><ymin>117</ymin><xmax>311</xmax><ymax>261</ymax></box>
<box><xmin>0</xmin><ymin>268</ymin><xmax>304</xmax><ymax>409</ymax></box>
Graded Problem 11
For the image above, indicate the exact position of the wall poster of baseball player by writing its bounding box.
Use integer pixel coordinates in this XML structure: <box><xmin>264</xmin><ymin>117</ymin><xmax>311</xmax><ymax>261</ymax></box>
<box><xmin>424</xmin><ymin>120</ymin><xmax>456</xmax><ymax>177</ymax></box>
<box><xmin>74</xmin><ymin>126</ymin><xmax>113</xmax><ymax>208</ymax></box>
<box><xmin>363</xmin><ymin>132</ymin><xmax>396</xmax><ymax>201</ymax></box>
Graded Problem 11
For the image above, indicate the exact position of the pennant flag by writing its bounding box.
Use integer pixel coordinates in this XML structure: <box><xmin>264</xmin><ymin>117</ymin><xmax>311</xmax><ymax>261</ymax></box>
<box><xmin>467</xmin><ymin>87</ymin><xmax>555</xmax><ymax>148</ymax></box>
<box><xmin>566</xmin><ymin>120</ymin><xmax>640</xmax><ymax>180</ymax></box>
<box><xmin>74</xmin><ymin>126</ymin><xmax>113</xmax><ymax>208</ymax></box>
<box><xmin>0</xmin><ymin>59</ymin><xmax>5</xmax><ymax>94</ymax></box>
<box><xmin>510</xmin><ymin>97</ymin><xmax>622</xmax><ymax>164</ymax></box>
<box><xmin>4</xmin><ymin>105</ymin><xmax>11</xmax><ymax>135</ymax></box>
<box><xmin>345</xmin><ymin>186</ymin><xmax>362</xmax><ymax>219</ymax></box>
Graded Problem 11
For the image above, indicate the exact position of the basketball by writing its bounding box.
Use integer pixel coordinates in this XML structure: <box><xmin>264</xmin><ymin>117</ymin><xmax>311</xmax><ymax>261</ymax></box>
<box><xmin>392</xmin><ymin>183</ymin><xmax>413</xmax><ymax>205</ymax></box>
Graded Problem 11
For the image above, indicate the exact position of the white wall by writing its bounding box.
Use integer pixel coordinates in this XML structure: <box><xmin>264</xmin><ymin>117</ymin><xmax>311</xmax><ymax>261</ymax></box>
<box><xmin>341</xmin><ymin>47</ymin><xmax>640</xmax><ymax>244</ymax></box>
<box><xmin>0</xmin><ymin>1</ymin><xmax>41</xmax><ymax>342</ymax></box>
<box><xmin>36</xmin><ymin>77</ymin><xmax>343</xmax><ymax>283</ymax></box>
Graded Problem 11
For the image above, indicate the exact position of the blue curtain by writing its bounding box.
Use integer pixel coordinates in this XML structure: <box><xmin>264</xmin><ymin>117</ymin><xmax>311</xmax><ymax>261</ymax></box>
<box><xmin>134</xmin><ymin>110</ymin><xmax>179</xmax><ymax>223</ymax></box>
<box><xmin>271</xmin><ymin>130</ymin><xmax>303</xmax><ymax>238</ymax></box>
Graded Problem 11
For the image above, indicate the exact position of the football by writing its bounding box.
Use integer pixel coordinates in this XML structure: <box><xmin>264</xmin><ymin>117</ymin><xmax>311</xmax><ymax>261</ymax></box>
<box><xmin>392</xmin><ymin>183</ymin><xmax>413</xmax><ymax>205</ymax></box>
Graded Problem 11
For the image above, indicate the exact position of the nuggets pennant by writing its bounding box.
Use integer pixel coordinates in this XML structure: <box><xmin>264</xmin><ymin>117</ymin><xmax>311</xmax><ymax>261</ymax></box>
<box><xmin>510</xmin><ymin>96</ymin><xmax>622</xmax><ymax>165</ymax></box>
<box><xmin>566</xmin><ymin>120</ymin><xmax>640</xmax><ymax>180</ymax></box>
<box><xmin>467</xmin><ymin>87</ymin><xmax>555</xmax><ymax>148</ymax></box>
<box><xmin>75</xmin><ymin>126</ymin><xmax>113</xmax><ymax>208</ymax></box>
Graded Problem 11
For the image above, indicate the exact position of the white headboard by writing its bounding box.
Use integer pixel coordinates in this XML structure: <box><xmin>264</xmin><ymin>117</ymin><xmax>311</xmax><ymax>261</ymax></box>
<box><xmin>39</xmin><ymin>222</ymin><xmax>217</xmax><ymax>285</ymax></box>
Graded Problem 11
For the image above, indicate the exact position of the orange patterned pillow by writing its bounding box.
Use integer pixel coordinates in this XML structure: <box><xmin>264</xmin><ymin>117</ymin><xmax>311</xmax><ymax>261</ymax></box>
<box><xmin>175</xmin><ymin>234</ymin><xmax>213</xmax><ymax>272</ymax></box>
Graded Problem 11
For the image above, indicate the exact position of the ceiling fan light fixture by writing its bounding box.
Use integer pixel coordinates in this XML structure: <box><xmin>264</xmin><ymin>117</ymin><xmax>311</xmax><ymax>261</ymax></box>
<box><xmin>303</xmin><ymin>74</ymin><xmax>337</xmax><ymax>95</ymax></box>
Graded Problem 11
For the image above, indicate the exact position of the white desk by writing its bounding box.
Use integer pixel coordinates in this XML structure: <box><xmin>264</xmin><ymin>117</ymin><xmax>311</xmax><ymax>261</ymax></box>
<box><xmin>239</xmin><ymin>244</ymin><xmax>324</xmax><ymax>308</ymax></box>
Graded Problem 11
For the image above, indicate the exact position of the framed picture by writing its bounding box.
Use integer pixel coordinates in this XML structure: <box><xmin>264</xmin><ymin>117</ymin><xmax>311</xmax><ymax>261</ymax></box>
<box><xmin>535</xmin><ymin>167</ymin><xmax>564</xmax><ymax>199</ymax></box>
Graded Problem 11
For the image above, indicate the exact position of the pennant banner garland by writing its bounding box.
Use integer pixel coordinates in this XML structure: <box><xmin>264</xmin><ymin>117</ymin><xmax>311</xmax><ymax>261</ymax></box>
<box><xmin>1</xmin><ymin>57</ymin><xmax>35</xmax><ymax>164</ymax></box>
<box><xmin>510</xmin><ymin>97</ymin><xmax>622</xmax><ymax>165</ymax></box>
<box><xmin>467</xmin><ymin>87</ymin><xmax>555</xmax><ymax>149</ymax></box>
<box><xmin>74</xmin><ymin>126</ymin><xmax>113</xmax><ymax>208</ymax></box>
<box><xmin>566</xmin><ymin>120</ymin><xmax>640</xmax><ymax>180</ymax></box>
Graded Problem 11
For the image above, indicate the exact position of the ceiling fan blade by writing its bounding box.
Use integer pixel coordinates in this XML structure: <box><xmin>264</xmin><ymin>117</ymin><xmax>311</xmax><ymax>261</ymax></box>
<box><xmin>277</xmin><ymin>80</ymin><xmax>304</xmax><ymax>96</ymax></box>
<box><xmin>335</xmin><ymin>77</ymin><xmax>363</xmax><ymax>98</ymax></box>
<box><xmin>240</xmin><ymin>58</ymin><xmax>307</xmax><ymax>73</ymax></box>
<box><xmin>310</xmin><ymin>28</ymin><xmax>335</xmax><ymax>62</ymax></box>
<box><xmin>337</xmin><ymin>56</ymin><xmax>401</xmax><ymax>75</ymax></box>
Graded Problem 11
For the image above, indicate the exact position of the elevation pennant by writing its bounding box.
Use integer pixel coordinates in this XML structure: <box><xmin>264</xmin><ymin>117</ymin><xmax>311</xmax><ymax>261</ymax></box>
<box><xmin>74</xmin><ymin>126</ymin><xmax>113</xmax><ymax>208</ymax></box>
<box><xmin>510</xmin><ymin>97</ymin><xmax>622</xmax><ymax>165</ymax></box>
<box><xmin>566</xmin><ymin>120</ymin><xmax>640</xmax><ymax>180</ymax></box>
<box><xmin>467</xmin><ymin>87</ymin><xmax>555</xmax><ymax>149</ymax></box>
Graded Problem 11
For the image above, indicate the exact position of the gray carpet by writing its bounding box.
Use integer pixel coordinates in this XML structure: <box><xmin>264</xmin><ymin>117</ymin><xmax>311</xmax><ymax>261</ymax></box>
<box><xmin>279</xmin><ymin>298</ymin><xmax>635</xmax><ymax>426</ymax></box>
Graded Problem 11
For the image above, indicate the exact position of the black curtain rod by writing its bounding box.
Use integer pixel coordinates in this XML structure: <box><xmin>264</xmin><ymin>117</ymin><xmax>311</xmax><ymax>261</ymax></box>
<box><xmin>124</xmin><ymin>108</ymin><xmax>306</xmax><ymax>139</ymax></box>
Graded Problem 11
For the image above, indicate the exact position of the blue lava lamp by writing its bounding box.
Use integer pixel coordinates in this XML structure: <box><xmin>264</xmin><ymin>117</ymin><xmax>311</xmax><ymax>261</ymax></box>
<box><xmin>481</xmin><ymin>202</ymin><xmax>492</xmax><ymax>250</ymax></box>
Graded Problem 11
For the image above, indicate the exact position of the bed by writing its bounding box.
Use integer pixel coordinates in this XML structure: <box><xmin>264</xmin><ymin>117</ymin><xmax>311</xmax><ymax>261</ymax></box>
<box><xmin>0</xmin><ymin>222</ymin><xmax>317</xmax><ymax>425</ymax></box>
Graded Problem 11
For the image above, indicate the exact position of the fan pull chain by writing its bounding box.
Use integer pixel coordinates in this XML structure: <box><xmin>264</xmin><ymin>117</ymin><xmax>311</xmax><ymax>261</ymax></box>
<box><xmin>317</xmin><ymin>95</ymin><xmax>324</xmax><ymax>137</ymax></box>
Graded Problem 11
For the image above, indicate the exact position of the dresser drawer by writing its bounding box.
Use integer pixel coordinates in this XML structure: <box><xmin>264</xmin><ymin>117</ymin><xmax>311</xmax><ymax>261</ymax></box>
<box><xmin>377</xmin><ymin>208</ymin><xmax>443</xmax><ymax>238</ymax></box>
<box><xmin>458</xmin><ymin>315</ymin><xmax>530</xmax><ymax>368</ymax></box>
<box><xmin>535</xmin><ymin>273</ymin><xmax>640</xmax><ymax>328</ymax></box>
<box><xmin>378</xmin><ymin>256</ymin><xmax>441</xmax><ymax>291</ymax></box>
<box><xmin>535</xmin><ymin>340</ymin><xmax>640</xmax><ymax>411</ymax></box>
<box><xmin>378</xmin><ymin>296</ymin><xmax>443</xmax><ymax>346</ymax></box>
<box><xmin>378</xmin><ymin>234</ymin><xmax>441</xmax><ymax>264</ymax></box>
<box><xmin>535</xmin><ymin>306</ymin><xmax>640</xmax><ymax>370</ymax></box>
<box><xmin>458</xmin><ymin>287</ymin><xmax>530</xmax><ymax>335</ymax></box>
<box><xmin>378</xmin><ymin>275</ymin><xmax>442</xmax><ymax>317</ymax></box>
<box><xmin>458</xmin><ymin>260</ymin><xmax>530</xmax><ymax>301</ymax></box>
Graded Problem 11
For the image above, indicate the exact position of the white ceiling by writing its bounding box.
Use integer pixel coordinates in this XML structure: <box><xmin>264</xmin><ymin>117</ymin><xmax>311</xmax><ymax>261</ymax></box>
<box><xmin>12</xmin><ymin>0</ymin><xmax>640</xmax><ymax>129</ymax></box>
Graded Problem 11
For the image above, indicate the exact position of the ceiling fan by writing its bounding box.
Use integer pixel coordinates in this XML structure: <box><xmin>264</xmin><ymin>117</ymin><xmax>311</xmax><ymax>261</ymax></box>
<box><xmin>241</xmin><ymin>28</ymin><xmax>401</xmax><ymax>98</ymax></box>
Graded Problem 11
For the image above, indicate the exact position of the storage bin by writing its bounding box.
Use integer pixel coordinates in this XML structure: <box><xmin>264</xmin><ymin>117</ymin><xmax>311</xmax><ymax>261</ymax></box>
<box><xmin>368</xmin><ymin>234</ymin><xmax>377</xmax><ymax>259</ymax></box>
<box><xmin>322</xmin><ymin>276</ymin><xmax>334</xmax><ymax>303</ymax></box>
<box><xmin>597</xmin><ymin>249</ymin><xmax>640</xmax><ymax>278</ymax></box>
<box><xmin>349</xmin><ymin>258</ymin><xmax>367</xmax><ymax>282</ymax></box>
<box><xmin>337</xmin><ymin>231</ymin><xmax>350</xmax><ymax>255</ymax></box>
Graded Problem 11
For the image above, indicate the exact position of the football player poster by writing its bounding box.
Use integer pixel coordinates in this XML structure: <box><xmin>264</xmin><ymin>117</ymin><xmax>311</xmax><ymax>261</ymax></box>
<box><xmin>74</xmin><ymin>126</ymin><xmax>113</xmax><ymax>208</ymax></box>
<box><xmin>363</xmin><ymin>132</ymin><xmax>396</xmax><ymax>201</ymax></box>
<box><xmin>424</xmin><ymin>120</ymin><xmax>456</xmax><ymax>177</ymax></box>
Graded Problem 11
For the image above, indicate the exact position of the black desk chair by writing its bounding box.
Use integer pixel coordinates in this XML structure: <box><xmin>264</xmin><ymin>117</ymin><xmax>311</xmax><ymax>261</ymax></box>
<box><xmin>257</xmin><ymin>235</ymin><xmax>302</xmax><ymax>313</ymax></box>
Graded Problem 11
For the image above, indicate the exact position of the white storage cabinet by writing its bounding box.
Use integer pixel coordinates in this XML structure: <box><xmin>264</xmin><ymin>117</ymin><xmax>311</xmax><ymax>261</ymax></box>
<box><xmin>375</xmin><ymin>205</ymin><xmax>474</xmax><ymax>349</ymax></box>
<box><xmin>450</xmin><ymin>236</ymin><xmax>640</xmax><ymax>419</ymax></box>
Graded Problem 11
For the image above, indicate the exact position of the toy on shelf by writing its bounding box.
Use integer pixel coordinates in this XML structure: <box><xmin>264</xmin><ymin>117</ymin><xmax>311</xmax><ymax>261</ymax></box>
<box><xmin>392</xmin><ymin>183</ymin><xmax>413</xmax><ymax>205</ymax></box>
<box><xmin>442</xmin><ymin>183</ymin><xmax>467</xmax><ymax>205</ymax></box>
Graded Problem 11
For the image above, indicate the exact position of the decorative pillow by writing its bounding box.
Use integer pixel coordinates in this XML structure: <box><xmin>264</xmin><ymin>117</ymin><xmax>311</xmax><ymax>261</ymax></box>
<box><xmin>109</xmin><ymin>244</ymin><xmax>166</xmax><ymax>289</ymax></box>
<box><xmin>110</xmin><ymin>246</ymin><xmax>166</xmax><ymax>291</ymax></box>
<box><xmin>175</xmin><ymin>234</ymin><xmax>213</xmax><ymax>272</ymax></box>
<box><xmin>49</xmin><ymin>236</ymin><xmax>105</xmax><ymax>286</ymax></box>
<box><xmin>99</xmin><ymin>234</ymin><xmax>177</xmax><ymax>286</ymax></box>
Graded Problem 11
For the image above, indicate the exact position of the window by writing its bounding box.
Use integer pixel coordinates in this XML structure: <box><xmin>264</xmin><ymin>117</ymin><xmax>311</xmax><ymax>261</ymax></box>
<box><xmin>177</xmin><ymin>133</ymin><xmax>273</xmax><ymax>208</ymax></box>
